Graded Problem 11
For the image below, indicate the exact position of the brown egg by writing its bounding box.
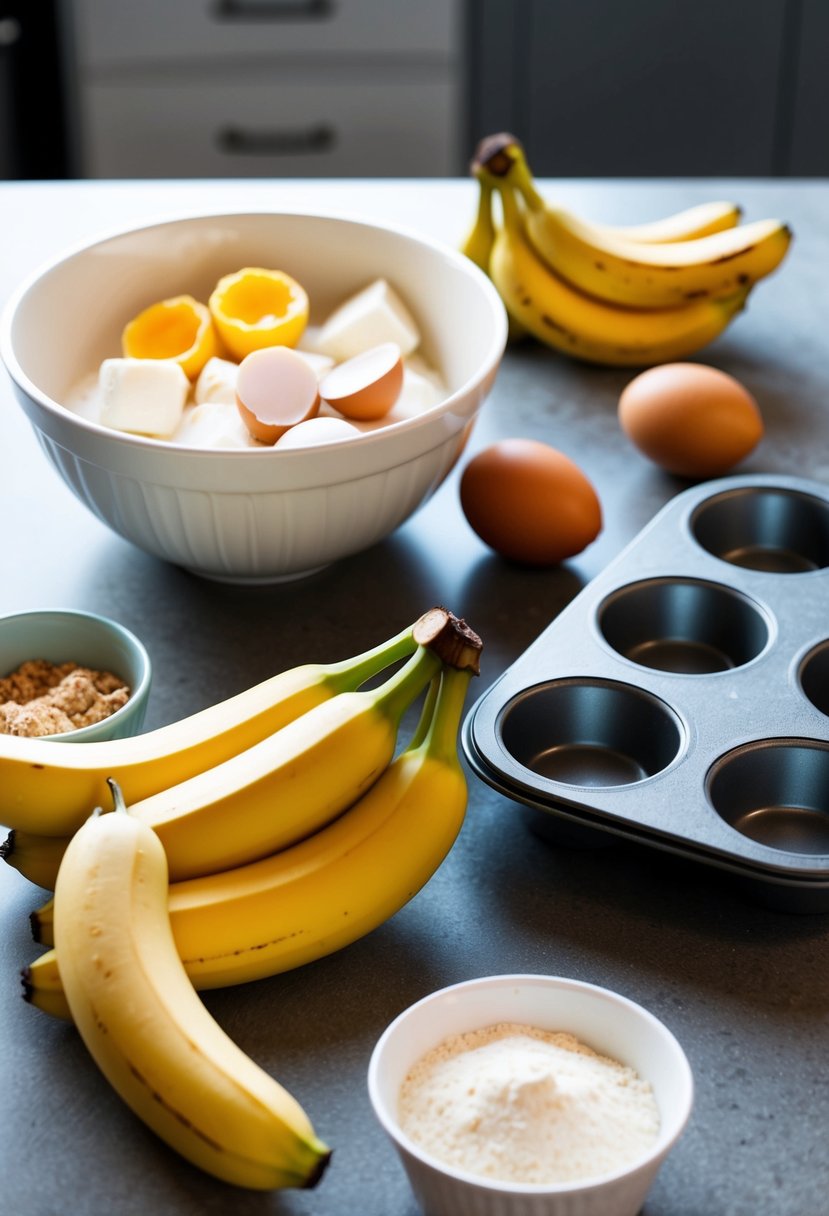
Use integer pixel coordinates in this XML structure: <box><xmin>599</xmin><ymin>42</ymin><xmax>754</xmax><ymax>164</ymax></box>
<box><xmin>319</xmin><ymin>342</ymin><xmax>403</xmax><ymax>421</ymax></box>
<box><xmin>618</xmin><ymin>363</ymin><xmax>763</xmax><ymax>478</ymax></box>
<box><xmin>459</xmin><ymin>439</ymin><xmax>602</xmax><ymax>565</ymax></box>
<box><xmin>236</xmin><ymin>346</ymin><xmax>320</xmax><ymax>444</ymax></box>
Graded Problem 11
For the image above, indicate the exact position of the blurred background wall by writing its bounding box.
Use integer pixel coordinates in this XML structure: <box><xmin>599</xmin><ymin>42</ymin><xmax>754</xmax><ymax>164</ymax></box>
<box><xmin>2</xmin><ymin>0</ymin><xmax>827</xmax><ymax>181</ymax></box>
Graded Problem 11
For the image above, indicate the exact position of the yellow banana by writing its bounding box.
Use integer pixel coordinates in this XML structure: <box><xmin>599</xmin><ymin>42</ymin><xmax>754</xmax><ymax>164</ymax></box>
<box><xmin>21</xmin><ymin>947</ymin><xmax>67</xmax><ymax>1018</ymax></box>
<box><xmin>132</xmin><ymin>640</ymin><xmax>442</xmax><ymax>880</ymax></box>
<box><xmin>527</xmin><ymin>195</ymin><xmax>788</xmax><ymax>308</ymax></box>
<box><xmin>462</xmin><ymin>175</ymin><xmax>526</xmax><ymax>343</ymax></box>
<box><xmin>0</xmin><ymin>619</ymin><xmax>419</xmax><ymax>837</ymax></box>
<box><xmin>593</xmin><ymin>199</ymin><xmax>742</xmax><ymax>244</ymax></box>
<box><xmin>479</xmin><ymin>135</ymin><xmax>791</xmax><ymax>308</ymax></box>
<box><xmin>461</xmin><ymin>175</ymin><xmax>497</xmax><ymax>268</ymax></box>
<box><xmin>469</xmin><ymin>134</ymin><xmax>741</xmax><ymax>246</ymax></box>
<box><xmin>1</xmin><ymin>829</ymin><xmax>67</xmax><ymax>890</ymax></box>
<box><xmin>26</xmin><ymin>652</ymin><xmax>479</xmax><ymax>1012</ymax></box>
<box><xmin>488</xmin><ymin>180</ymin><xmax>748</xmax><ymax>367</ymax></box>
<box><xmin>124</xmin><ymin>607</ymin><xmax>478</xmax><ymax>880</ymax></box>
<box><xmin>30</xmin><ymin>895</ymin><xmax>55</xmax><ymax>946</ymax></box>
<box><xmin>165</xmin><ymin>663</ymin><xmax>472</xmax><ymax>988</ymax></box>
<box><xmin>52</xmin><ymin>783</ymin><xmax>330</xmax><ymax>1189</ymax></box>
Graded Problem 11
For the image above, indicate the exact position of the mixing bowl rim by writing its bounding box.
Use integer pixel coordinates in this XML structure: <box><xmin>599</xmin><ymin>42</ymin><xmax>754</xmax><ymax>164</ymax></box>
<box><xmin>0</xmin><ymin>206</ymin><xmax>508</xmax><ymax>459</ymax></box>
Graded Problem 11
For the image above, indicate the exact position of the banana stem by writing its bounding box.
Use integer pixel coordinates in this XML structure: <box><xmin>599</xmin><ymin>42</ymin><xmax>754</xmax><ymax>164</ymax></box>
<box><xmin>476</xmin><ymin>179</ymin><xmax>495</xmax><ymax>235</ymax></box>
<box><xmin>412</xmin><ymin>608</ymin><xmax>482</xmax><ymax>674</ymax></box>
<box><xmin>373</xmin><ymin>646</ymin><xmax>442</xmax><ymax>723</ymax></box>
<box><xmin>421</xmin><ymin>666</ymin><xmax>473</xmax><ymax>767</ymax></box>
<box><xmin>497</xmin><ymin>182</ymin><xmax>523</xmax><ymax>231</ymax></box>
<box><xmin>106</xmin><ymin>777</ymin><xmax>127</xmax><ymax>814</ymax></box>
<box><xmin>471</xmin><ymin>133</ymin><xmax>545</xmax><ymax>211</ymax></box>
<box><xmin>508</xmin><ymin>157</ymin><xmax>545</xmax><ymax>211</ymax></box>
<box><xmin>407</xmin><ymin>675</ymin><xmax>441</xmax><ymax>751</ymax></box>
<box><xmin>322</xmin><ymin>623</ymin><xmax>417</xmax><ymax>694</ymax></box>
<box><xmin>463</xmin><ymin>177</ymin><xmax>496</xmax><ymax>270</ymax></box>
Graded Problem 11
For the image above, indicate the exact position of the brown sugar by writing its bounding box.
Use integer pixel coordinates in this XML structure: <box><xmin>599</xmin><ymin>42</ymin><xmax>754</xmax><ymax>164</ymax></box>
<box><xmin>0</xmin><ymin>659</ymin><xmax>131</xmax><ymax>737</ymax></box>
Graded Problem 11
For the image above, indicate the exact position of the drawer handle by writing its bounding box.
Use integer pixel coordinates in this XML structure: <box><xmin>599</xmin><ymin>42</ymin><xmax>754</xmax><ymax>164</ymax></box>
<box><xmin>211</xmin><ymin>0</ymin><xmax>335</xmax><ymax>20</ymax></box>
<box><xmin>217</xmin><ymin>124</ymin><xmax>337</xmax><ymax>156</ymax></box>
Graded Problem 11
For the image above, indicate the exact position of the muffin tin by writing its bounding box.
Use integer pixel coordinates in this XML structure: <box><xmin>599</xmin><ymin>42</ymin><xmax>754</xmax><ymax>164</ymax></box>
<box><xmin>463</xmin><ymin>474</ymin><xmax>829</xmax><ymax>912</ymax></box>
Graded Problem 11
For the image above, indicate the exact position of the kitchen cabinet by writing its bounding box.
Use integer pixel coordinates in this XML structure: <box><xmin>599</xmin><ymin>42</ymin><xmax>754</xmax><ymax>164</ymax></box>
<box><xmin>787</xmin><ymin>0</ymin><xmax>829</xmax><ymax>174</ymax></box>
<box><xmin>65</xmin><ymin>0</ymin><xmax>465</xmax><ymax>178</ymax></box>
<box><xmin>35</xmin><ymin>1</ymin><xmax>829</xmax><ymax>181</ymax></box>
<box><xmin>469</xmin><ymin>0</ymin><xmax>829</xmax><ymax>177</ymax></box>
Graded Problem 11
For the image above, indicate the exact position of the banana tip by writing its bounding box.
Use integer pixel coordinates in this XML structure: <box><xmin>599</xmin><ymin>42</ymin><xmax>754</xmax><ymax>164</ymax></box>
<box><xmin>0</xmin><ymin>829</ymin><xmax>13</xmax><ymax>861</ymax></box>
<box><xmin>20</xmin><ymin>967</ymin><xmax>34</xmax><ymax>1003</ymax></box>
<box><xmin>303</xmin><ymin>1146</ymin><xmax>333</xmax><ymax>1189</ymax></box>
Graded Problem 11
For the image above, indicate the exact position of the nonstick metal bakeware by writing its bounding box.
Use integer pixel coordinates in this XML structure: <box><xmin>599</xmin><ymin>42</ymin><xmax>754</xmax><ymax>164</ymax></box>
<box><xmin>463</xmin><ymin>474</ymin><xmax>829</xmax><ymax>912</ymax></box>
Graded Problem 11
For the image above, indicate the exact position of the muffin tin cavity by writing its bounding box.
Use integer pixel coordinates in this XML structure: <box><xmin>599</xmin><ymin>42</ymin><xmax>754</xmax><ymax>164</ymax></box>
<box><xmin>799</xmin><ymin>641</ymin><xmax>829</xmax><ymax>719</ymax></box>
<box><xmin>463</xmin><ymin>475</ymin><xmax>829</xmax><ymax>912</ymax></box>
<box><xmin>598</xmin><ymin>578</ymin><xmax>770</xmax><ymax>674</ymax></box>
<box><xmin>499</xmin><ymin>679</ymin><xmax>684</xmax><ymax>788</ymax></box>
<box><xmin>708</xmin><ymin>740</ymin><xmax>829</xmax><ymax>855</ymax></box>
<box><xmin>691</xmin><ymin>485</ymin><xmax>829</xmax><ymax>573</ymax></box>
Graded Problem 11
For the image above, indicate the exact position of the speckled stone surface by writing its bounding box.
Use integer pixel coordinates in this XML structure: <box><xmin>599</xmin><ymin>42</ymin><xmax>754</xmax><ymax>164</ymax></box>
<box><xmin>1</xmin><ymin>179</ymin><xmax>827</xmax><ymax>1216</ymax></box>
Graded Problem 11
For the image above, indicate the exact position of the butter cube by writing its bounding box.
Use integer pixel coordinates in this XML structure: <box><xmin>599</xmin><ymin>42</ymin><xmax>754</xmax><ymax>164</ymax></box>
<box><xmin>176</xmin><ymin>402</ymin><xmax>258</xmax><ymax>449</ymax></box>
<box><xmin>194</xmin><ymin>357</ymin><xmax>239</xmax><ymax>405</ymax></box>
<box><xmin>315</xmin><ymin>279</ymin><xmax>420</xmax><ymax>361</ymax></box>
<box><xmin>99</xmin><ymin>358</ymin><xmax>189</xmax><ymax>437</ymax></box>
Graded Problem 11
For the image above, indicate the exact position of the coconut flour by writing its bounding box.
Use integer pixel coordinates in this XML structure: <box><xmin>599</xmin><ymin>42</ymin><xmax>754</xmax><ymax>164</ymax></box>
<box><xmin>398</xmin><ymin>1021</ymin><xmax>660</xmax><ymax>1185</ymax></box>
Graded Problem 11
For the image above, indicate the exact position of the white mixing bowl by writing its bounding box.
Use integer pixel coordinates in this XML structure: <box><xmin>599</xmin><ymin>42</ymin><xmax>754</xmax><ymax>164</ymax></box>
<box><xmin>1</xmin><ymin>211</ymin><xmax>507</xmax><ymax>583</ymax></box>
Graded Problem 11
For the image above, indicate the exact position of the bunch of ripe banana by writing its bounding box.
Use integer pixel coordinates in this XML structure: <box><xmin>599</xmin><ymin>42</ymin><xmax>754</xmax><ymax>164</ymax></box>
<box><xmin>1</xmin><ymin>606</ymin><xmax>482</xmax><ymax>1191</ymax></box>
<box><xmin>462</xmin><ymin>132</ymin><xmax>792</xmax><ymax>367</ymax></box>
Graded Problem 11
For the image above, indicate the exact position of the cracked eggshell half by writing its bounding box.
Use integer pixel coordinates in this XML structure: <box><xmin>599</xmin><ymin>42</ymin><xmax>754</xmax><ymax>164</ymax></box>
<box><xmin>319</xmin><ymin>342</ymin><xmax>404</xmax><ymax>422</ymax></box>
<box><xmin>235</xmin><ymin>346</ymin><xmax>321</xmax><ymax>444</ymax></box>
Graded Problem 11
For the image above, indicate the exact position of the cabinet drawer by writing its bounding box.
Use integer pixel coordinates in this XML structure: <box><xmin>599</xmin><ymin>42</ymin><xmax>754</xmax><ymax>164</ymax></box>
<box><xmin>72</xmin><ymin>0</ymin><xmax>461</xmax><ymax>67</ymax></box>
<box><xmin>79</xmin><ymin>74</ymin><xmax>461</xmax><ymax>178</ymax></box>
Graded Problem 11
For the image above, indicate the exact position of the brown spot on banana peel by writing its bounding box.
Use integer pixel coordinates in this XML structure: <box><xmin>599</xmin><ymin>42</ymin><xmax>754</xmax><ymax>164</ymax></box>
<box><xmin>120</xmin><ymin>1029</ymin><xmax>335</xmax><ymax>1187</ymax></box>
<box><xmin>125</xmin><ymin>1059</ymin><xmax>225</xmax><ymax>1152</ymax></box>
<box><xmin>541</xmin><ymin>315</ymin><xmax>578</xmax><ymax>345</ymax></box>
<box><xmin>183</xmin><ymin>929</ymin><xmax>307</xmax><ymax>965</ymax></box>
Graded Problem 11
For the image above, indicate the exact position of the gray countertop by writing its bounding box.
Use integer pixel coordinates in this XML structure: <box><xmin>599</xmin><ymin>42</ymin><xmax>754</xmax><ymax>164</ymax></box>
<box><xmin>1</xmin><ymin>178</ymin><xmax>827</xmax><ymax>1216</ymax></box>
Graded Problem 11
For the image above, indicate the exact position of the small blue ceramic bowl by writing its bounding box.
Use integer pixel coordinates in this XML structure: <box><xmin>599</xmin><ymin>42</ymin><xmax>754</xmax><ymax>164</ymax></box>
<box><xmin>0</xmin><ymin>609</ymin><xmax>151</xmax><ymax>742</ymax></box>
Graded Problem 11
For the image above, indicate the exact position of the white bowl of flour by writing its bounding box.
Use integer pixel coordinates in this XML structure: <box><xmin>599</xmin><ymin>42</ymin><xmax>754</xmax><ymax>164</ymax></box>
<box><xmin>367</xmin><ymin>974</ymin><xmax>693</xmax><ymax>1216</ymax></box>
